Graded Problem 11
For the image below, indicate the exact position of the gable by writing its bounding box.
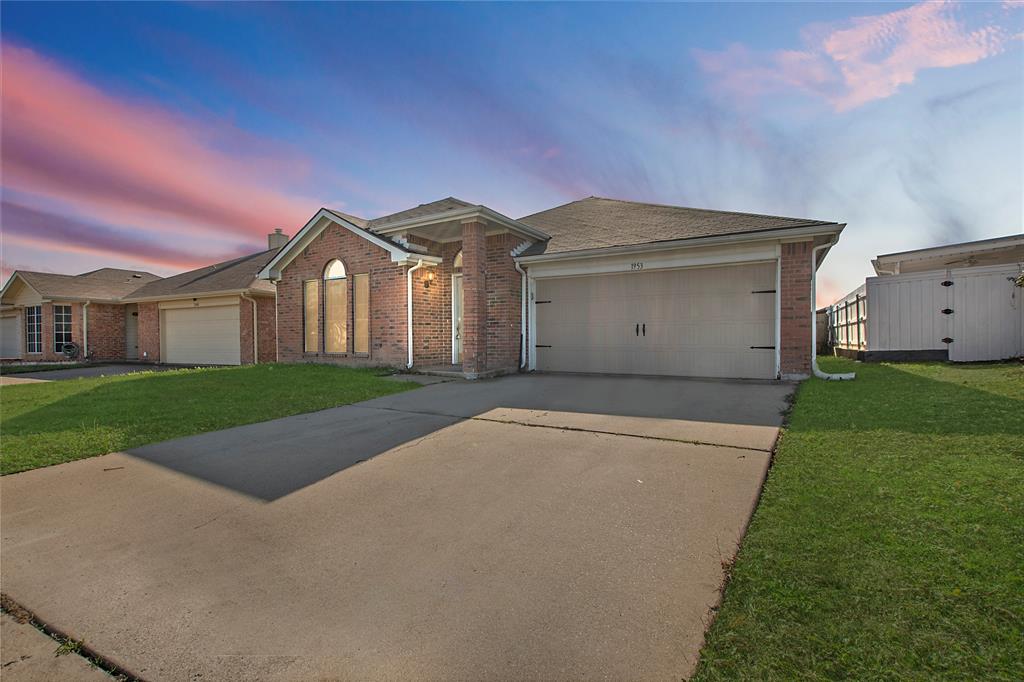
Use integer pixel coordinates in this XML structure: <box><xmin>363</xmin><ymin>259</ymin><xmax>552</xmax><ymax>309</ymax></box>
<box><xmin>0</xmin><ymin>274</ymin><xmax>43</xmax><ymax>306</ymax></box>
<box><xmin>259</xmin><ymin>209</ymin><xmax>437</xmax><ymax>280</ymax></box>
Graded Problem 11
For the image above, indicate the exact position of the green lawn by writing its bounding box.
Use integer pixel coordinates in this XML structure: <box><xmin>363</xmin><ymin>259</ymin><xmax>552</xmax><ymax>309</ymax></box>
<box><xmin>0</xmin><ymin>364</ymin><xmax>415</xmax><ymax>475</ymax></box>
<box><xmin>0</xmin><ymin>363</ymin><xmax>90</xmax><ymax>374</ymax></box>
<box><xmin>694</xmin><ymin>357</ymin><xmax>1024</xmax><ymax>681</ymax></box>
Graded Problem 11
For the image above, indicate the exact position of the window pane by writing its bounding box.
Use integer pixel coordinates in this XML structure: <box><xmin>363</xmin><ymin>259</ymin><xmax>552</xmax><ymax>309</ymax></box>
<box><xmin>53</xmin><ymin>304</ymin><xmax>72</xmax><ymax>352</ymax></box>
<box><xmin>303</xmin><ymin>280</ymin><xmax>319</xmax><ymax>353</ymax></box>
<box><xmin>25</xmin><ymin>306</ymin><xmax>42</xmax><ymax>353</ymax></box>
<box><xmin>325</xmin><ymin>278</ymin><xmax>347</xmax><ymax>353</ymax></box>
<box><xmin>354</xmin><ymin>273</ymin><xmax>369</xmax><ymax>355</ymax></box>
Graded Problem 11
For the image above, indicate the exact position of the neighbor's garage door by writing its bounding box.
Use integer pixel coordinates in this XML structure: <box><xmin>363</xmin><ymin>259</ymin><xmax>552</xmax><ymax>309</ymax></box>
<box><xmin>535</xmin><ymin>262</ymin><xmax>777</xmax><ymax>379</ymax></box>
<box><xmin>1</xmin><ymin>315</ymin><xmax>21</xmax><ymax>358</ymax></box>
<box><xmin>162</xmin><ymin>305</ymin><xmax>241</xmax><ymax>365</ymax></box>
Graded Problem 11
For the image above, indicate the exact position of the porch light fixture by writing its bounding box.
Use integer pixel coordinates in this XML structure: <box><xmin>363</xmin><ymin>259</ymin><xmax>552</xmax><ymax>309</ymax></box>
<box><xmin>424</xmin><ymin>271</ymin><xmax>435</xmax><ymax>289</ymax></box>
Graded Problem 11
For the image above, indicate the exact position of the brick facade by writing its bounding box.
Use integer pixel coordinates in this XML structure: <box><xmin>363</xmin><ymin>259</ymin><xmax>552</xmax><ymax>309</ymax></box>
<box><xmin>485</xmin><ymin>232</ymin><xmax>523</xmax><ymax>373</ymax></box>
<box><xmin>137</xmin><ymin>302</ymin><xmax>161</xmax><ymax>363</ymax></box>
<box><xmin>86</xmin><ymin>303</ymin><xmax>126</xmax><ymax>361</ymax></box>
<box><xmin>238</xmin><ymin>295</ymin><xmax>278</xmax><ymax>364</ymax></box>
<box><xmin>277</xmin><ymin>221</ymin><xmax>407</xmax><ymax>366</ymax></box>
<box><xmin>461</xmin><ymin>220</ymin><xmax>488</xmax><ymax>376</ymax></box>
<box><xmin>779</xmin><ymin>240</ymin><xmax>814</xmax><ymax>378</ymax></box>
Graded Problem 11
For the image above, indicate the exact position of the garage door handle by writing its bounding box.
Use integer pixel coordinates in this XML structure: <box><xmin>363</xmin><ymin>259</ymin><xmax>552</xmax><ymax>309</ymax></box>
<box><xmin>642</xmin><ymin>323</ymin><xmax>646</xmax><ymax>337</ymax></box>
<box><xmin>635</xmin><ymin>323</ymin><xmax>639</xmax><ymax>337</ymax></box>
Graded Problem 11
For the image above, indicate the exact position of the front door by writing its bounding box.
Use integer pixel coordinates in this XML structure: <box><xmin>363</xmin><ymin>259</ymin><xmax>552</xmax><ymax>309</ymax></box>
<box><xmin>125</xmin><ymin>304</ymin><xmax>139</xmax><ymax>360</ymax></box>
<box><xmin>452</xmin><ymin>274</ymin><xmax>463</xmax><ymax>364</ymax></box>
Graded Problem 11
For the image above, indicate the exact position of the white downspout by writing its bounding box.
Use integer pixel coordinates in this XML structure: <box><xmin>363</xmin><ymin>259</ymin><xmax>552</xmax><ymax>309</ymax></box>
<box><xmin>273</xmin><ymin>282</ymin><xmax>280</xmax><ymax>362</ymax></box>
<box><xmin>240</xmin><ymin>293</ymin><xmax>258</xmax><ymax>364</ymax></box>
<box><xmin>513</xmin><ymin>259</ymin><xmax>527</xmax><ymax>368</ymax></box>
<box><xmin>82</xmin><ymin>301</ymin><xmax>90</xmax><ymax>360</ymax></box>
<box><xmin>407</xmin><ymin>260</ymin><xmax>425</xmax><ymax>369</ymax></box>
<box><xmin>812</xmin><ymin>240</ymin><xmax>855</xmax><ymax>381</ymax></box>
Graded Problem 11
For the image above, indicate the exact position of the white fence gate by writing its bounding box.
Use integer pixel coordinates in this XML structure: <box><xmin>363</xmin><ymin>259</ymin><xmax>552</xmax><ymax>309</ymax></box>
<box><xmin>864</xmin><ymin>264</ymin><xmax>1023</xmax><ymax>361</ymax></box>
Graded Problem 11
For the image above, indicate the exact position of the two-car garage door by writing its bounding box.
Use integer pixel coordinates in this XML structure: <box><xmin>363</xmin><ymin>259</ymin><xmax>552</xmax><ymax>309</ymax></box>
<box><xmin>535</xmin><ymin>262</ymin><xmax>777</xmax><ymax>379</ymax></box>
<box><xmin>162</xmin><ymin>305</ymin><xmax>241</xmax><ymax>365</ymax></box>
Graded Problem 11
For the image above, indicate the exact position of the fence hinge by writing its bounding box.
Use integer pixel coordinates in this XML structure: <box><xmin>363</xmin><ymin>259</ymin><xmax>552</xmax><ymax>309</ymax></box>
<box><xmin>940</xmin><ymin>280</ymin><xmax>954</xmax><ymax>287</ymax></box>
<box><xmin>941</xmin><ymin>337</ymin><xmax>954</xmax><ymax>344</ymax></box>
<box><xmin>941</xmin><ymin>308</ymin><xmax>953</xmax><ymax>315</ymax></box>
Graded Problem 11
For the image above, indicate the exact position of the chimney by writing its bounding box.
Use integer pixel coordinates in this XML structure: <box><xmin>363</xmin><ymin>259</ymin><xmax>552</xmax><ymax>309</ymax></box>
<box><xmin>268</xmin><ymin>228</ymin><xmax>289</xmax><ymax>250</ymax></box>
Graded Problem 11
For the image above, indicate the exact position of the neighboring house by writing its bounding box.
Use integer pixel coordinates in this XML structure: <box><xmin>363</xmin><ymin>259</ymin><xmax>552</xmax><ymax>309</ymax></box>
<box><xmin>830</xmin><ymin>234</ymin><xmax>1024</xmax><ymax>362</ymax></box>
<box><xmin>0</xmin><ymin>268</ymin><xmax>160</xmax><ymax>361</ymax></box>
<box><xmin>261</xmin><ymin>197</ymin><xmax>846</xmax><ymax>380</ymax></box>
<box><xmin>0</xmin><ymin>230</ymin><xmax>288</xmax><ymax>365</ymax></box>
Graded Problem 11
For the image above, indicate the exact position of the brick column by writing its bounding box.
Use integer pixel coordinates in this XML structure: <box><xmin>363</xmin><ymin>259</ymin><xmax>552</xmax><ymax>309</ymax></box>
<box><xmin>461</xmin><ymin>219</ymin><xmax>488</xmax><ymax>377</ymax></box>
<box><xmin>780</xmin><ymin>240</ymin><xmax>813</xmax><ymax>378</ymax></box>
<box><xmin>137</xmin><ymin>302</ymin><xmax>161</xmax><ymax>363</ymax></box>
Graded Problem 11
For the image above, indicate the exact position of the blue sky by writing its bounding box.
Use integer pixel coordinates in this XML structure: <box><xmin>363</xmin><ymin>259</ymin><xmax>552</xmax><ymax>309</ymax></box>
<box><xmin>2</xmin><ymin>1</ymin><xmax>1021</xmax><ymax>303</ymax></box>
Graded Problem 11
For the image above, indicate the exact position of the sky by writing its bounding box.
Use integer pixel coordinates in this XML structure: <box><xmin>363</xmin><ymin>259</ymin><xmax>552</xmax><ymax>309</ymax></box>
<box><xmin>1</xmin><ymin>1</ymin><xmax>1021</xmax><ymax>305</ymax></box>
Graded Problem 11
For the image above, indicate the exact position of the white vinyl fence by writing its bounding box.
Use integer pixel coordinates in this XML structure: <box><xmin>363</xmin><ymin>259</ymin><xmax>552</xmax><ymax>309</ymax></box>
<box><xmin>830</xmin><ymin>264</ymin><xmax>1023</xmax><ymax>362</ymax></box>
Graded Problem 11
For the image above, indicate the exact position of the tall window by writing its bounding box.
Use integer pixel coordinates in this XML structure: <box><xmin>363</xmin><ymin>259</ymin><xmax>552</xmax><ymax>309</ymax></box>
<box><xmin>353</xmin><ymin>273</ymin><xmax>369</xmax><ymax>355</ymax></box>
<box><xmin>324</xmin><ymin>260</ymin><xmax>347</xmax><ymax>353</ymax></box>
<box><xmin>53</xmin><ymin>304</ymin><xmax>72</xmax><ymax>353</ymax></box>
<box><xmin>25</xmin><ymin>306</ymin><xmax>42</xmax><ymax>354</ymax></box>
<box><xmin>303</xmin><ymin>280</ymin><xmax>319</xmax><ymax>353</ymax></box>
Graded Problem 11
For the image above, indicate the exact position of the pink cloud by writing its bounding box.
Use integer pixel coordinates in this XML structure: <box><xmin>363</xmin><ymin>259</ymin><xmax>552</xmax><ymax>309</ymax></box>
<box><xmin>1</xmin><ymin>42</ymin><xmax>317</xmax><ymax>246</ymax></box>
<box><xmin>694</xmin><ymin>1</ymin><xmax>1016</xmax><ymax>111</ymax></box>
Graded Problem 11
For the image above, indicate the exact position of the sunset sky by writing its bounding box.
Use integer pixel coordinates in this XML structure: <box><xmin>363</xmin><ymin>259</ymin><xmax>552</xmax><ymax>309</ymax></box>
<box><xmin>2</xmin><ymin>1</ymin><xmax>1021</xmax><ymax>304</ymax></box>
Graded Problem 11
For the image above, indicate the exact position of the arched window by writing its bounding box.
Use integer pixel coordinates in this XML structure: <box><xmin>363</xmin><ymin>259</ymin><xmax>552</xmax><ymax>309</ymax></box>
<box><xmin>453</xmin><ymin>251</ymin><xmax>463</xmax><ymax>269</ymax></box>
<box><xmin>324</xmin><ymin>259</ymin><xmax>347</xmax><ymax>353</ymax></box>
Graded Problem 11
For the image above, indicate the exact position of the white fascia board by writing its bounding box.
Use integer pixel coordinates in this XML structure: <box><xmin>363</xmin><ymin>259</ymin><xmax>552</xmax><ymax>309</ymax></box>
<box><xmin>258</xmin><ymin>208</ymin><xmax>418</xmax><ymax>280</ymax></box>
<box><xmin>525</xmin><ymin>242</ymin><xmax>779</xmax><ymax>280</ymax></box>
<box><xmin>517</xmin><ymin>222</ymin><xmax>844</xmax><ymax>265</ymax></box>
<box><xmin>874</xmin><ymin>234</ymin><xmax>1024</xmax><ymax>264</ymax></box>
<box><xmin>122</xmin><ymin>288</ymin><xmax>253</xmax><ymax>303</ymax></box>
<box><xmin>372</xmin><ymin>206</ymin><xmax>551</xmax><ymax>242</ymax></box>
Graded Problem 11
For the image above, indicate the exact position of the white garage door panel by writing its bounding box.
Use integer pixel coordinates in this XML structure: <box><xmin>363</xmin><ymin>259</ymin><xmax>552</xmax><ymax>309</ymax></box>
<box><xmin>536</xmin><ymin>262</ymin><xmax>776</xmax><ymax>379</ymax></box>
<box><xmin>163</xmin><ymin>305</ymin><xmax>240</xmax><ymax>365</ymax></box>
<box><xmin>1</xmin><ymin>316</ymin><xmax>22</xmax><ymax>358</ymax></box>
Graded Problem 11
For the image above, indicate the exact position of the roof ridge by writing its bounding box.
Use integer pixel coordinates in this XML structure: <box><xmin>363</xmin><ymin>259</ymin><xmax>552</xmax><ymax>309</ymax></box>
<box><xmin>584</xmin><ymin>195</ymin><xmax>833</xmax><ymax>225</ymax></box>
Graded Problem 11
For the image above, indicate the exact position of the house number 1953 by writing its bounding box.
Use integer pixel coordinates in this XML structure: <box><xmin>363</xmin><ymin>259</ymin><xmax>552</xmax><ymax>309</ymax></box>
<box><xmin>630</xmin><ymin>262</ymin><xmax>644</xmax><ymax>271</ymax></box>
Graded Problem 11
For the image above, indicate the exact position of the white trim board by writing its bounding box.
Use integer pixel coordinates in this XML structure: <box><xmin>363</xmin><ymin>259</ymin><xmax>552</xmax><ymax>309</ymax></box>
<box><xmin>259</xmin><ymin>209</ymin><xmax>440</xmax><ymax>281</ymax></box>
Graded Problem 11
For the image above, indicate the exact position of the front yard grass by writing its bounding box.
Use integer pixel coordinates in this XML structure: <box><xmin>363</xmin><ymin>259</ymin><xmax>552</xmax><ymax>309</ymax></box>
<box><xmin>694</xmin><ymin>357</ymin><xmax>1024</xmax><ymax>680</ymax></box>
<box><xmin>0</xmin><ymin>364</ymin><xmax>415</xmax><ymax>475</ymax></box>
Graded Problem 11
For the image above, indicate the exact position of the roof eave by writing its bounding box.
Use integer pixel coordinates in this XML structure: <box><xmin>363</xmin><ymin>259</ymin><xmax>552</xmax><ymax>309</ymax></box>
<box><xmin>372</xmin><ymin>205</ymin><xmax>551</xmax><ymax>242</ymax></box>
<box><xmin>121</xmin><ymin>287</ymin><xmax>270</xmax><ymax>304</ymax></box>
<box><xmin>516</xmin><ymin>221</ymin><xmax>844</xmax><ymax>264</ymax></box>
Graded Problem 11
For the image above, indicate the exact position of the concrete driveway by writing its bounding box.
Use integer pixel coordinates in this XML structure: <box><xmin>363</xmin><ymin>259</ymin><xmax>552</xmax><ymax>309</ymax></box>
<box><xmin>1</xmin><ymin>374</ymin><xmax>792</xmax><ymax>680</ymax></box>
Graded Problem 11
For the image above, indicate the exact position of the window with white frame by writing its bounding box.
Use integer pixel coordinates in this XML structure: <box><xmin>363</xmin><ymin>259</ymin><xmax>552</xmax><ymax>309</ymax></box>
<box><xmin>53</xmin><ymin>304</ymin><xmax>72</xmax><ymax>353</ymax></box>
<box><xmin>25</xmin><ymin>306</ymin><xmax>42</xmax><ymax>353</ymax></box>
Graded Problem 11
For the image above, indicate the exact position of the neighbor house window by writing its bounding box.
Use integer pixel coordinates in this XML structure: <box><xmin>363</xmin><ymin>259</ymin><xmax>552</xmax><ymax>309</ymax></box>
<box><xmin>303</xmin><ymin>280</ymin><xmax>319</xmax><ymax>353</ymax></box>
<box><xmin>353</xmin><ymin>273</ymin><xmax>369</xmax><ymax>355</ymax></box>
<box><xmin>453</xmin><ymin>250</ymin><xmax>463</xmax><ymax>269</ymax></box>
<box><xmin>53</xmin><ymin>304</ymin><xmax>72</xmax><ymax>353</ymax></box>
<box><xmin>324</xmin><ymin>260</ymin><xmax>347</xmax><ymax>353</ymax></box>
<box><xmin>25</xmin><ymin>306</ymin><xmax>42</xmax><ymax>354</ymax></box>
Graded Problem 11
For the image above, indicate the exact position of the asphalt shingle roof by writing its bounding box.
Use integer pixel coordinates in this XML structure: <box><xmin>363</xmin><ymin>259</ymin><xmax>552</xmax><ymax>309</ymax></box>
<box><xmin>15</xmin><ymin>268</ymin><xmax>160</xmax><ymax>301</ymax></box>
<box><xmin>125</xmin><ymin>249</ymin><xmax>280</xmax><ymax>300</ymax></box>
<box><xmin>366</xmin><ymin>197</ymin><xmax>474</xmax><ymax>230</ymax></box>
<box><xmin>517</xmin><ymin>197</ymin><xmax>838</xmax><ymax>256</ymax></box>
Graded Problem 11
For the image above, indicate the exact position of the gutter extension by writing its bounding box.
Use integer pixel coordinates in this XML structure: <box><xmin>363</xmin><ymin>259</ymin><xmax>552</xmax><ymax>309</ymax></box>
<box><xmin>812</xmin><ymin>240</ymin><xmax>855</xmax><ymax>381</ymax></box>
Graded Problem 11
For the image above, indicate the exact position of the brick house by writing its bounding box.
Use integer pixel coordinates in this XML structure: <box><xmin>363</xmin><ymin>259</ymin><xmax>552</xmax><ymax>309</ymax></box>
<box><xmin>261</xmin><ymin>197</ymin><xmax>846</xmax><ymax>380</ymax></box>
<box><xmin>0</xmin><ymin>232</ymin><xmax>287</xmax><ymax>366</ymax></box>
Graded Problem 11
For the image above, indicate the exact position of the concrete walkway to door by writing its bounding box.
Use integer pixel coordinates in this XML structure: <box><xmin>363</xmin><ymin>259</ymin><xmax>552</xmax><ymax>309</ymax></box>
<box><xmin>1</xmin><ymin>373</ymin><xmax>793</xmax><ymax>680</ymax></box>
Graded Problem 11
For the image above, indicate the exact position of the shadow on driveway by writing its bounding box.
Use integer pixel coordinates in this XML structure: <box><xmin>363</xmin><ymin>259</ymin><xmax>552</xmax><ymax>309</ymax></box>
<box><xmin>127</xmin><ymin>373</ymin><xmax>794</xmax><ymax>501</ymax></box>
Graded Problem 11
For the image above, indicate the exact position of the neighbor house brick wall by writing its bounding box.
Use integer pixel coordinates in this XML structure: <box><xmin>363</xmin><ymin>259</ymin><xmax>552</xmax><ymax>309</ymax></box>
<box><xmin>238</xmin><ymin>295</ymin><xmax>277</xmax><ymax>364</ymax></box>
<box><xmin>780</xmin><ymin>240</ymin><xmax>814</xmax><ymax>377</ymax></box>
<box><xmin>137</xmin><ymin>302</ymin><xmax>160</xmax><ymax>362</ymax></box>
<box><xmin>278</xmin><ymin>221</ymin><xmax>406</xmax><ymax>367</ymax></box>
<box><xmin>461</xmin><ymin>220</ymin><xmax>488</xmax><ymax>377</ymax></box>
<box><xmin>256</xmin><ymin>295</ymin><xmax>277</xmax><ymax>363</ymax></box>
<box><xmin>86</xmin><ymin>303</ymin><xmax>125</xmax><ymax>361</ymax></box>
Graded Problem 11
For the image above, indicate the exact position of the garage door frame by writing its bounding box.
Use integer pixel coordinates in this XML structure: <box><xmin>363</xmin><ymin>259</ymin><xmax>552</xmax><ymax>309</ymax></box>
<box><xmin>526</xmin><ymin>242</ymin><xmax>782</xmax><ymax>379</ymax></box>
<box><xmin>159</xmin><ymin>296</ymin><xmax>242</xmax><ymax>365</ymax></box>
